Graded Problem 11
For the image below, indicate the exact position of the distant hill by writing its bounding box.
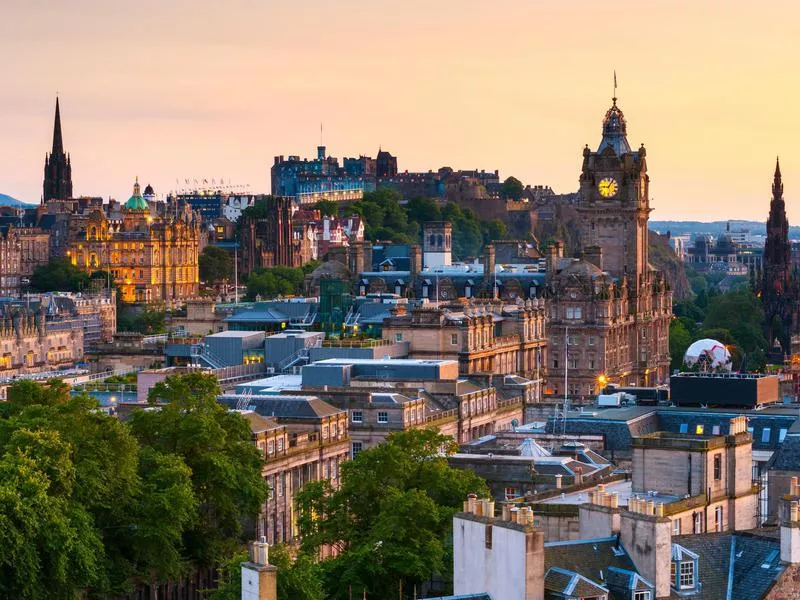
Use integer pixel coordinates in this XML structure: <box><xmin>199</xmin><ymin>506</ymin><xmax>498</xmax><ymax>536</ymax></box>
<box><xmin>649</xmin><ymin>220</ymin><xmax>766</xmax><ymax>236</ymax></box>
<box><xmin>0</xmin><ymin>194</ymin><xmax>32</xmax><ymax>207</ymax></box>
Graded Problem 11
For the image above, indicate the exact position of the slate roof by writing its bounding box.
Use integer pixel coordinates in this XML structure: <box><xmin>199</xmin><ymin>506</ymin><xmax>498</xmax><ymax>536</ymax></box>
<box><xmin>670</xmin><ymin>532</ymin><xmax>785</xmax><ymax>600</ymax></box>
<box><xmin>765</xmin><ymin>433</ymin><xmax>800</xmax><ymax>471</ymax></box>
<box><xmin>544</xmin><ymin>537</ymin><xmax>638</xmax><ymax>590</ymax></box>
<box><xmin>217</xmin><ymin>395</ymin><xmax>342</xmax><ymax>420</ymax></box>
<box><xmin>544</xmin><ymin>567</ymin><xmax>609</xmax><ymax>597</ymax></box>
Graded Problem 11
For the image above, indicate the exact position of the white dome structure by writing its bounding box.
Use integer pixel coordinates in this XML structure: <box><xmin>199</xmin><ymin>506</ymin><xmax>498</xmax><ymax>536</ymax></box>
<box><xmin>684</xmin><ymin>338</ymin><xmax>732</xmax><ymax>372</ymax></box>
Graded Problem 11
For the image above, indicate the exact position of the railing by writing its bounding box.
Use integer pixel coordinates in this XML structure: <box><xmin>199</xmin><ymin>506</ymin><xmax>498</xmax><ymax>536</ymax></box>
<box><xmin>142</xmin><ymin>334</ymin><xmax>169</xmax><ymax>344</ymax></box>
<box><xmin>189</xmin><ymin>344</ymin><xmax>225</xmax><ymax>370</ymax></box>
<box><xmin>493</xmin><ymin>334</ymin><xmax>521</xmax><ymax>347</ymax></box>
<box><xmin>322</xmin><ymin>338</ymin><xmax>391</xmax><ymax>348</ymax></box>
<box><xmin>424</xmin><ymin>408</ymin><xmax>459</xmax><ymax>424</ymax></box>
<box><xmin>277</xmin><ymin>347</ymin><xmax>311</xmax><ymax>373</ymax></box>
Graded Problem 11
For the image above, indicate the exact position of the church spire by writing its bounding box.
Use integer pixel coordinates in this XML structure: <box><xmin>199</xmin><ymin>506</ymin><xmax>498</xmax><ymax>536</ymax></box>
<box><xmin>52</xmin><ymin>96</ymin><xmax>64</xmax><ymax>156</ymax></box>
<box><xmin>774</xmin><ymin>156</ymin><xmax>783</xmax><ymax>200</ymax></box>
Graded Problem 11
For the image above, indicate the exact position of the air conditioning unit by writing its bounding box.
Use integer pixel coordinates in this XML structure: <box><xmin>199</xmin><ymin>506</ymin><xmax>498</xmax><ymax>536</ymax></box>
<box><xmin>266</xmin><ymin>367</ymin><xmax>275</xmax><ymax>374</ymax></box>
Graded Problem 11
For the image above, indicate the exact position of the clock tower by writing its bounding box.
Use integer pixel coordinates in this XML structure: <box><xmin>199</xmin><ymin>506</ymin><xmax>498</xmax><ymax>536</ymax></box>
<box><xmin>576</xmin><ymin>97</ymin><xmax>650</xmax><ymax>293</ymax></box>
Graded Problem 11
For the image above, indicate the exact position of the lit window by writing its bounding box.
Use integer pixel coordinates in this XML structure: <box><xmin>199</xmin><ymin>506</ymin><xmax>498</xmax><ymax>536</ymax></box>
<box><xmin>351</xmin><ymin>410</ymin><xmax>363</xmax><ymax>423</ymax></box>
<box><xmin>378</xmin><ymin>411</ymin><xmax>388</xmax><ymax>424</ymax></box>
<box><xmin>695</xmin><ymin>424</ymin><xmax>704</xmax><ymax>435</ymax></box>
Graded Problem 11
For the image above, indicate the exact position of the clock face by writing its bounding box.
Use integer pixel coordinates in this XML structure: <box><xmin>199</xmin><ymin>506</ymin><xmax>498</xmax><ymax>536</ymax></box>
<box><xmin>598</xmin><ymin>177</ymin><xmax>618</xmax><ymax>198</ymax></box>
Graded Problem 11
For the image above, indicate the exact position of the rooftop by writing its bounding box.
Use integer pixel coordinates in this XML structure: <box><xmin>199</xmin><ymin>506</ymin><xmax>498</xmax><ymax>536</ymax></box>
<box><xmin>206</xmin><ymin>330</ymin><xmax>265</xmax><ymax>338</ymax></box>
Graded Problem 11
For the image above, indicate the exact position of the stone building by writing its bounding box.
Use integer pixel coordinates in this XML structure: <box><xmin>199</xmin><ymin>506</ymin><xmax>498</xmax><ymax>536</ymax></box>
<box><xmin>761</xmin><ymin>159</ymin><xmax>799</xmax><ymax>356</ymax></box>
<box><xmin>0</xmin><ymin>306</ymin><xmax>83</xmax><ymax>376</ymax></box>
<box><xmin>546</xmin><ymin>96</ymin><xmax>672</xmax><ymax>398</ymax></box>
<box><xmin>42</xmin><ymin>97</ymin><xmax>72</xmax><ymax>204</ymax></box>
<box><xmin>219</xmin><ymin>397</ymin><xmax>349</xmax><ymax>545</ymax></box>
<box><xmin>65</xmin><ymin>179</ymin><xmax>201</xmax><ymax>304</ymax></box>
<box><xmin>0</xmin><ymin>226</ymin><xmax>21</xmax><ymax>296</ymax></box>
<box><xmin>381</xmin><ymin>300</ymin><xmax>547</xmax><ymax>385</ymax></box>
<box><xmin>16</xmin><ymin>226</ymin><xmax>50</xmax><ymax>279</ymax></box>
<box><xmin>239</xmin><ymin>196</ymin><xmax>294</xmax><ymax>272</ymax></box>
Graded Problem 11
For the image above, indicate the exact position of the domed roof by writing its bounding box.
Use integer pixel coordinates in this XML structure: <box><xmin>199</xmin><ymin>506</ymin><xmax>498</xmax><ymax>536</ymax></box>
<box><xmin>684</xmin><ymin>339</ymin><xmax>732</xmax><ymax>372</ymax></box>
<box><xmin>597</xmin><ymin>98</ymin><xmax>632</xmax><ymax>156</ymax></box>
<box><xmin>125</xmin><ymin>178</ymin><xmax>150</xmax><ymax>211</ymax></box>
<box><xmin>143</xmin><ymin>184</ymin><xmax>155</xmax><ymax>196</ymax></box>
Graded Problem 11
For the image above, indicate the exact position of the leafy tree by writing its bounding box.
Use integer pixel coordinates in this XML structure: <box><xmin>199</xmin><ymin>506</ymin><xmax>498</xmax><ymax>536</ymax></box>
<box><xmin>30</xmin><ymin>258</ymin><xmax>90</xmax><ymax>293</ymax></box>
<box><xmin>211</xmin><ymin>545</ymin><xmax>324</xmax><ymax>600</ymax></box>
<box><xmin>199</xmin><ymin>246</ymin><xmax>235</xmax><ymax>284</ymax></box>
<box><xmin>246</xmin><ymin>266</ymin><xmax>307</xmax><ymax>300</ymax></box>
<box><xmin>481</xmin><ymin>218</ymin><xmax>509</xmax><ymax>244</ymax></box>
<box><xmin>130</xmin><ymin>372</ymin><xmax>268</xmax><ymax>566</ymax></box>
<box><xmin>313</xmin><ymin>200</ymin><xmax>339</xmax><ymax>218</ymax></box>
<box><xmin>406</xmin><ymin>197</ymin><xmax>441</xmax><ymax>224</ymax></box>
<box><xmin>295</xmin><ymin>429</ymin><xmax>488</xmax><ymax>599</ymax></box>
<box><xmin>117</xmin><ymin>306</ymin><xmax>166</xmax><ymax>334</ymax></box>
<box><xmin>702</xmin><ymin>288</ymin><xmax>766</xmax><ymax>352</ymax></box>
<box><xmin>669</xmin><ymin>318</ymin><xmax>692</xmax><ymax>371</ymax></box>
<box><xmin>500</xmin><ymin>176</ymin><xmax>525</xmax><ymax>201</ymax></box>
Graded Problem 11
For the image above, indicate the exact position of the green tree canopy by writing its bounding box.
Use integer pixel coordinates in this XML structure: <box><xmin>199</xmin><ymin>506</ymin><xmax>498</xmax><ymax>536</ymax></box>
<box><xmin>313</xmin><ymin>200</ymin><xmax>339</xmax><ymax>218</ymax></box>
<box><xmin>30</xmin><ymin>258</ymin><xmax>90</xmax><ymax>293</ymax></box>
<box><xmin>130</xmin><ymin>372</ymin><xmax>268</xmax><ymax>566</ymax></box>
<box><xmin>702</xmin><ymin>288</ymin><xmax>766</xmax><ymax>353</ymax></box>
<box><xmin>669</xmin><ymin>318</ymin><xmax>692</xmax><ymax>371</ymax></box>
<box><xmin>500</xmin><ymin>176</ymin><xmax>525</xmax><ymax>200</ymax></box>
<box><xmin>246</xmin><ymin>265</ymin><xmax>307</xmax><ymax>300</ymax></box>
<box><xmin>199</xmin><ymin>246</ymin><xmax>235</xmax><ymax>284</ymax></box>
<box><xmin>295</xmin><ymin>428</ymin><xmax>488</xmax><ymax>599</ymax></box>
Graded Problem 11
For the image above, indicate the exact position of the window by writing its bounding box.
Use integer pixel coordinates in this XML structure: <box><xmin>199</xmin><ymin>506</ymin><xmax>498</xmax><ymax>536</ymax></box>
<box><xmin>589</xmin><ymin>359</ymin><xmax>595</xmax><ymax>369</ymax></box>
<box><xmin>351</xmin><ymin>410</ymin><xmax>363</xmax><ymax>423</ymax></box>
<box><xmin>588</xmin><ymin>336</ymin><xmax>596</xmax><ymax>346</ymax></box>
<box><xmin>634</xmin><ymin>592</ymin><xmax>651</xmax><ymax>600</ymax></box>
<box><xmin>504</xmin><ymin>487</ymin><xmax>517</xmax><ymax>499</ymax></box>
<box><xmin>695</xmin><ymin>424</ymin><xmax>704</xmax><ymax>435</ymax></box>
<box><xmin>451</xmin><ymin>333</ymin><xmax>458</xmax><ymax>345</ymax></box>
<box><xmin>693</xmin><ymin>512</ymin><xmax>702</xmax><ymax>534</ymax></box>
<box><xmin>276</xmin><ymin>438</ymin><xmax>284</xmax><ymax>452</ymax></box>
<box><xmin>553</xmin><ymin>358</ymin><xmax>559</xmax><ymax>369</ymax></box>
<box><xmin>395</xmin><ymin>333</ymin><xmax>403</xmax><ymax>342</ymax></box>
<box><xmin>267</xmin><ymin>440</ymin><xmax>274</xmax><ymax>455</ymax></box>
<box><xmin>679</xmin><ymin>561</ymin><xmax>695</xmax><ymax>588</ymax></box>
<box><xmin>673</xmin><ymin>519</ymin><xmax>681</xmax><ymax>535</ymax></box>
<box><xmin>679</xmin><ymin>423</ymin><xmax>688</xmax><ymax>434</ymax></box>
<box><xmin>569</xmin><ymin>359</ymin><xmax>578</xmax><ymax>369</ymax></box>
<box><xmin>322</xmin><ymin>426</ymin><xmax>328</xmax><ymax>439</ymax></box>
<box><xmin>330</xmin><ymin>423</ymin><xmax>337</xmax><ymax>438</ymax></box>
<box><xmin>352</xmin><ymin>442</ymin><xmax>363</xmax><ymax>459</ymax></box>
<box><xmin>762</xmin><ymin>428</ymin><xmax>771</xmax><ymax>443</ymax></box>
<box><xmin>715</xmin><ymin>506</ymin><xmax>723</xmax><ymax>532</ymax></box>
<box><xmin>485</xmin><ymin>524</ymin><xmax>493</xmax><ymax>549</ymax></box>
<box><xmin>712</xmin><ymin>425</ymin><xmax>720</xmax><ymax>435</ymax></box>
<box><xmin>377</xmin><ymin>411</ymin><xmax>388</xmax><ymax>424</ymax></box>
<box><xmin>670</xmin><ymin>562</ymin><xmax>676</xmax><ymax>586</ymax></box>
<box><xmin>780</xmin><ymin>428</ymin><xmax>788</xmax><ymax>442</ymax></box>
<box><xmin>566</xmin><ymin>307</ymin><xmax>582</xmax><ymax>320</ymax></box>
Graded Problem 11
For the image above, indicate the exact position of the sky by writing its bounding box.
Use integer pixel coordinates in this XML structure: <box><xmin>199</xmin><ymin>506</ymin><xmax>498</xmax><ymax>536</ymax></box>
<box><xmin>1</xmin><ymin>0</ymin><xmax>799</xmax><ymax>221</ymax></box>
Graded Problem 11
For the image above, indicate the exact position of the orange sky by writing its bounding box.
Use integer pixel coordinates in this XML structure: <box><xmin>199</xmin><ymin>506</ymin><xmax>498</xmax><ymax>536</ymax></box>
<box><xmin>1</xmin><ymin>0</ymin><xmax>799</xmax><ymax>221</ymax></box>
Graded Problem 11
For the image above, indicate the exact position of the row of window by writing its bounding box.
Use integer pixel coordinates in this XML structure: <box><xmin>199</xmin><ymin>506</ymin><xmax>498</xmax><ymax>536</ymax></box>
<box><xmin>678</xmin><ymin>423</ymin><xmax>788</xmax><ymax>444</ymax></box>
<box><xmin>352</xmin><ymin>410</ymin><xmax>389</xmax><ymax>425</ymax></box>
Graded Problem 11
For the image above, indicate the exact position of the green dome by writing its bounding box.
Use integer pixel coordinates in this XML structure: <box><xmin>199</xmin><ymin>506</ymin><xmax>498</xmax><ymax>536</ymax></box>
<box><xmin>125</xmin><ymin>178</ymin><xmax>150</xmax><ymax>211</ymax></box>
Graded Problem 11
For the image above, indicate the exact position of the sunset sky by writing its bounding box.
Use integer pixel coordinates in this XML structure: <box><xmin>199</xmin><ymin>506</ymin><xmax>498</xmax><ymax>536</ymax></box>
<box><xmin>1</xmin><ymin>0</ymin><xmax>799</xmax><ymax>221</ymax></box>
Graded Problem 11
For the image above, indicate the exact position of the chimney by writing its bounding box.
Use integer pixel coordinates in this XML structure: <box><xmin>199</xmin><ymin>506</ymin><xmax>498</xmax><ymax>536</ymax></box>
<box><xmin>781</xmin><ymin>482</ymin><xmax>800</xmax><ymax>564</ymax></box>
<box><xmin>483</xmin><ymin>244</ymin><xmax>496</xmax><ymax>297</ymax></box>
<box><xmin>583</xmin><ymin>245</ymin><xmax>603</xmax><ymax>271</ymax></box>
<box><xmin>240</xmin><ymin>536</ymin><xmax>277</xmax><ymax>600</ymax></box>
<box><xmin>620</xmin><ymin>508</ymin><xmax>672</xmax><ymax>598</ymax></box>
<box><xmin>410</xmin><ymin>244</ymin><xmax>422</xmax><ymax>282</ymax></box>
<box><xmin>317</xmin><ymin>145</ymin><xmax>326</xmax><ymax>160</ymax></box>
<box><xmin>363</xmin><ymin>240</ymin><xmax>373</xmax><ymax>272</ymax></box>
<box><xmin>545</xmin><ymin>243</ymin><xmax>559</xmax><ymax>278</ymax></box>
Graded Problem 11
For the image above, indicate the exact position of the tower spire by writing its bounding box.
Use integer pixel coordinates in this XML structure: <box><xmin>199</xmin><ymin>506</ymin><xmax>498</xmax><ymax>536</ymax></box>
<box><xmin>52</xmin><ymin>96</ymin><xmax>64</xmax><ymax>156</ymax></box>
<box><xmin>773</xmin><ymin>156</ymin><xmax>783</xmax><ymax>201</ymax></box>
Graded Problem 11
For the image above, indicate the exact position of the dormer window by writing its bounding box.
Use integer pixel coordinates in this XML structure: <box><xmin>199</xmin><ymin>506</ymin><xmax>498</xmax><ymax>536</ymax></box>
<box><xmin>671</xmin><ymin>544</ymin><xmax>699</xmax><ymax>591</ymax></box>
<box><xmin>679</xmin><ymin>561</ymin><xmax>695</xmax><ymax>588</ymax></box>
<box><xmin>634</xmin><ymin>592</ymin><xmax>651</xmax><ymax>600</ymax></box>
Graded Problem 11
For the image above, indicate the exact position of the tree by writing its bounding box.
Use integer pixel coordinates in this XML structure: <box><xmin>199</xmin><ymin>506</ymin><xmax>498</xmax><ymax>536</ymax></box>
<box><xmin>702</xmin><ymin>288</ymin><xmax>766</xmax><ymax>353</ymax></box>
<box><xmin>30</xmin><ymin>258</ymin><xmax>90</xmax><ymax>293</ymax></box>
<box><xmin>295</xmin><ymin>429</ymin><xmax>488</xmax><ymax>599</ymax></box>
<box><xmin>245</xmin><ymin>266</ymin><xmax>307</xmax><ymax>300</ymax></box>
<box><xmin>199</xmin><ymin>246</ymin><xmax>234</xmax><ymax>284</ymax></box>
<box><xmin>481</xmin><ymin>218</ymin><xmax>508</xmax><ymax>244</ymax></box>
<box><xmin>406</xmin><ymin>197</ymin><xmax>441</xmax><ymax>225</ymax></box>
<box><xmin>669</xmin><ymin>318</ymin><xmax>692</xmax><ymax>371</ymax></box>
<box><xmin>313</xmin><ymin>200</ymin><xmax>338</xmax><ymax>218</ymax></box>
<box><xmin>129</xmin><ymin>372</ymin><xmax>268</xmax><ymax>566</ymax></box>
<box><xmin>117</xmin><ymin>306</ymin><xmax>166</xmax><ymax>334</ymax></box>
<box><xmin>500</xmin><ymin>176</ymin><xmax>524</xmax><ymax>201</ymax></box>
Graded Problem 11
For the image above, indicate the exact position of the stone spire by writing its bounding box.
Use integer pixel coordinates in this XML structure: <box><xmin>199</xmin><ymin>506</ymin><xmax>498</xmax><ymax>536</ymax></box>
<box><xmin>52</xmin><ymin>96</ymin><xmax>64</xmax><ymax>155</ymax></box>
<box><xmin>43</xmin><ymin>96</ymin><xmax>73</xmax><ymax>203</ymax></box>
<box><xmin>762</xmin><ymin>156</ymin><xmax>795</xmax><ymax>355</ymax></box>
